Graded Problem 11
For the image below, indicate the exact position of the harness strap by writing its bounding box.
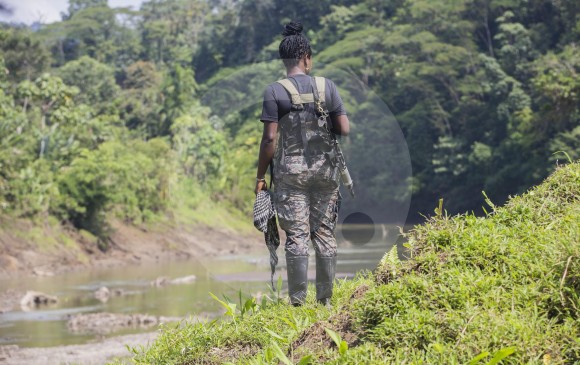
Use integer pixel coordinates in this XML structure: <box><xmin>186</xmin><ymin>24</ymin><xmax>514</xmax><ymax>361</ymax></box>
<box><xmin>311</xmin><ymin>77</ymin><xmax>337</xmax><ymax>170</ymax></box>
<box><xmin>276</xmin><ymin>79</ymin><xmax>315</xmax><ymax>104</ymax></box>
<box><xmin>314</xmin><ymin>76</ymin><xmax>326</xmax><ymax>103</ymax></box>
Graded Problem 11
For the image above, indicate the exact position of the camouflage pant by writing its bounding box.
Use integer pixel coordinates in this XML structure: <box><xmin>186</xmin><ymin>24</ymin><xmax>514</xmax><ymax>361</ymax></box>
<box><xmin>273</xmin><ymin>156</ymin><xmax>340</xmax><ymax>257</ymax></box>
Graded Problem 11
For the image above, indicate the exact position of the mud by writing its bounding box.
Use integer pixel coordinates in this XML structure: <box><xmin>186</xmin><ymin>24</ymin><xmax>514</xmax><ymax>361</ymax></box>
<box><xmin>0</xmin><ymin>289</ymin><xmax>22</xmax><ymax>313</ymax></box>
<box><xmin>0</xmin><ymin>332</ymin><xmax>159</xmax><ymax>365</ymax></box>
<box><xmin>0</xmin><ymin>218</ymin><xmax>262</xmax><ymax>280</ymax></box>
<box><xmin>291</xmin><ymin>312</ymin><xmax>360</xmax><ymax>361</ymax></box>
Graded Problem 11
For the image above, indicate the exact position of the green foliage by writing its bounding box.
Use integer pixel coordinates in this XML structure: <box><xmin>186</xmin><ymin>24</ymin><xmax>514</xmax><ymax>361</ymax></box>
<box><xmin>123</xmin><ymin>280</ymin><xmax>332</xmax><ymax>364</ymax></box>
<box><xmin>209</xmin><ymin>280</ymin><xmax>288</xmax><ymax>331</ymax></box>
<box><xmin>119</xmin><ymin>60</ymin><xmax>164</xmax><ymax>136</ymax></box>
<box><xmin>325</xmin><ymin>328</ymin><xmax>349</xmax><ymax>355</ymax></box>
<box><xmin>550</xmin><ymin>126</ymin><xmax>580</xmax><ymax>163</ymax></box>
<box><xmin>156</xmin><ymin>64</ymin><xmax>198</xmax><ymax>137</ymax></box>
<box><xmin>531</xmin><ymin>44</ymin><xmax>580</xmax><ymax>135</ymax></box>
<box><xmin>9</xmin><ymin>159</ymin><xmax>58</xmax><ymax>217</ymax></box>
<box><xmin>1</xmin><ymin>0</ymin><xmax>579</xmax><ymax>254</ymax></box>
<box><xmin>376</xmin><ymin>245</ymin><xmax>402</xmax><ymax>283</ymax></box>
<box><xmin>39</xmin><ymin>1</ymin><xmax>141</xmax><ymax>67</ymax></box>
<box><xmin>139</xmin><ymin>0</ymin><xmax>209</xmax><ymax>64</ymax></box>
<box><xmin>114</xmin><ymin>163</ymin><xmax>579</xmax><ymax>364</ymax></box>
<box><xmin>356</xmin><ymin>162</ymin><xmax>580</xmax><ymax>363</ymax></box>
<box><xmin>58</xmin><ymin>56</ymin><xmax>120</xmax><ymax>111</ymax></box>
<box><xmin>64</xmin><ymin>0</ymin><xmax>108</xmax><ymax>19</ymax></box>
<box><xmin>494</xmin><ymin>11</ymin><xmax>536</xmax><ymax>75</ymax></box>
<box><xmin>56</xmin><ymin>139</ymin><xmax>175</xmax><ymax>238</ymax></box>
<box><xmin>316</xmin><ymin>5</ymin><xmax>357</xmax><ymax>48</ymax></box>
<box><xmin>170</xmin><ymin>104</ymin><xmax>227</xmax><ymax>184</ymax></box>
<box><xmin>0</xmin><ymin>27</ymin><xmax>50</xmax><ymax>82</ymax></box>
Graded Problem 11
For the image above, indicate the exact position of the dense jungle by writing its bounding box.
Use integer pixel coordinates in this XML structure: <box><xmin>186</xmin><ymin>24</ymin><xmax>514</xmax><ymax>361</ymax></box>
<box><xmin>0</xmin><ymin>0</ymin><xmax>577</xmax><ymax>241</ymax></box>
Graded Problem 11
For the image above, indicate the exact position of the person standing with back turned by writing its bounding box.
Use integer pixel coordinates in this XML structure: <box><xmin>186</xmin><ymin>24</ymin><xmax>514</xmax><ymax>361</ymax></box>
<box><xmin>255</xmin><ymin>21</ymin><xmax>350</xmax><ymax>306</ymax></box>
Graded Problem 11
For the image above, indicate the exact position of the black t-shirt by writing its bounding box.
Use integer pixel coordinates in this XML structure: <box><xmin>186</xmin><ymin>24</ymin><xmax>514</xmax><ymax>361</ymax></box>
<box><xmin>260</xmin><ymin>74</ymin><xmax>347</xmax><ymax>123</ymax></box>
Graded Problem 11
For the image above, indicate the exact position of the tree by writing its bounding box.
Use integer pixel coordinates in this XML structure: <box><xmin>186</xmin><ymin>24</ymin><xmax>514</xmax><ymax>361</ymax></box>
<box><xmin>0</xmin><ymin>27</ymin><xmax>51</xmax><ymax>83</ymax></box>
<box><xmin>494</xmin><ymin>11</ymin><xmax>536</xmax><ymax>77</ymax></box>
<box><xmin>64</xmin><ymin>0</ymin><xmax>109</xmax><ymax>18</ymax></box>
<box><xmin>16</xmin><ymin>74</ymin><xmax>79</xmax><ymax>158</ymax></box>
<box><xmin>158</xmin><ymin>64</ymin><xmax>198</xmax><ymax>136</ymax></box>
<box><xmin>171</xmin><ymin>104</ymin><xmax>226</xmax><ymax>183</ymax></box>
<box><xmin>40</xmin><ymin>3</ymin><xmax>141</xmax><ymax>68</ymax></box>
<box><xmin>58</xmin><ymin>56</ymin><xmax>120</xmax><ymax>112</ymax></box>
<box><xmin>531</xmin><ymin>44</ymin><xmax>580</xmax><ymax>137</ymax></box>
<box><xmin>119</xmin><ymin>61</ymin><xmax>164</xmax><ymax>136</ymax></box>
<box><xmin>139</xmin><ymin>0</ymin><xmax>209</xmax><ymax>65</ymax></box>
<box><xmin>56</xmin><ymin>138</ymin><xmax>175</xmax><ymax>246</ymax></box>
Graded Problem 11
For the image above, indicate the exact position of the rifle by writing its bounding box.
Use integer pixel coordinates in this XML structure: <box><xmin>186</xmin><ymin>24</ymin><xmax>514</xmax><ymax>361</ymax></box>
<box><xmin>315</xmin><ymin>99</ymin><xmax>355</xmax><ymax>198</ymax></box>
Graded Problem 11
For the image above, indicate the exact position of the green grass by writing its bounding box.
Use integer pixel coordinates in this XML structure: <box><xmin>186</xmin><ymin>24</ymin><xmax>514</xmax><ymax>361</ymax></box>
<box><xmin>11</xmin><ymin>222</ymin><xmax>62</xmax><ymax>251</ymax></box>
<box><xmin>164</xmin><ymin>177</ymin><xmax>255</xmax><ymax>235</ymax></box>
<box><xmin>112</xmin><ymin>162</ymin><xmax>580</xmax><ymax>364</ymax></box>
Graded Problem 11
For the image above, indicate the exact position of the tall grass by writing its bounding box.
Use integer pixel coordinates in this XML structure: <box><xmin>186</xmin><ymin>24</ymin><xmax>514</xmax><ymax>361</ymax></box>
<box><xmin>113</xmin><ymin>162</ymin><xmax>579</xmax><ymax>364</ymax></box>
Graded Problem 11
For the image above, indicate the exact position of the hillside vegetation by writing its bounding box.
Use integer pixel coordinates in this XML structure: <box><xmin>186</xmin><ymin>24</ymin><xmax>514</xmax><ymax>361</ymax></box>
<box><xmin>114</xmin><ymin>162</ymin><xmax>579</xmax><ymax>364</ymax></box>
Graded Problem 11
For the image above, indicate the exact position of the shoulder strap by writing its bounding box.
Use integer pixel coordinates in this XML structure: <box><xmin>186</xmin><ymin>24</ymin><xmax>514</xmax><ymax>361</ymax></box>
<box><xmin>276</xmin><ymin>79</ymin><xmax>315</xmax><ymax>104</ymax></box>
<box><xmin>314</xmin><ymin>76</ymin><xmax>326</xmax><ymax>104</ymax></box>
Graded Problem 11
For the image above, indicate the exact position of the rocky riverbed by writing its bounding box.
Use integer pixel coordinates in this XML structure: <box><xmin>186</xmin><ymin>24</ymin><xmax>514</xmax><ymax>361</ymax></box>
<box><xmin>0</xmin><ymin>332</ymin><xmax>159</xmax><ymax>365</ymax></box>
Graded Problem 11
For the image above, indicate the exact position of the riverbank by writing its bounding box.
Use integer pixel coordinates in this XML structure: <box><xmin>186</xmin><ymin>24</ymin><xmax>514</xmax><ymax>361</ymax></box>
<box><xmin>120</xmin><ymin>162</ymin><xmax>580</xmax><ymax>364</ymax></box>
<box><xmin>0</xmin><ymin>203</ymin><xmax>263</xmax><ymax>281</ymax></box>
<box><xmin>0</xmin><ymin>331</ymin><xmax>159</xmax><ymax>365</ymax></box>
<box><xmin>0</xmin><ymin>200</ymin><xmax>265</xmax><ymax>318</ymax></box>
<box><xmin>0</xmin><ymin>204</ymin><xmax>264</xmax><ymax>364</ymax></box>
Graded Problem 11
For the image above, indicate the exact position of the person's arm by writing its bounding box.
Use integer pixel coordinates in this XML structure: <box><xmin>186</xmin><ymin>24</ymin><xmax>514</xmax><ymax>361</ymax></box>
<box><xmin>327</xmin><ymin>79</ymin><xmax>349</xmax><ymax>136</ymax></box>
<box><xmin>255</xmin><ymin>121</ymin><xmax>277</xmax><ymax>194</ymax></box>
<box><xmin>331</xmin><ymin>114</ymin><xmax>350</xmax><ymax>136</ymax></box>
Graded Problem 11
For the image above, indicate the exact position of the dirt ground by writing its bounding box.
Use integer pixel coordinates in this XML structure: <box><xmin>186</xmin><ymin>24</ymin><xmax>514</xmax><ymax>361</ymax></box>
<box><xmin>0</xmin><ymin>332</ymin><xmax>159</xmax><ymax>365</ymax></box>
<box><xmin>0</xmin><ymin>217</ymin><xmax>264</xmax><ymax>280</ymax></box>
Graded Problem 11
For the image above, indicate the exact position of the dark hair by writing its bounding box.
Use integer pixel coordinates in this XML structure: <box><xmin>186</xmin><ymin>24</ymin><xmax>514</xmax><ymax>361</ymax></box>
<box><xmin>279</xmin><ymin>21</ymin><xmax>311</xmax><ymax>68</ymax></box>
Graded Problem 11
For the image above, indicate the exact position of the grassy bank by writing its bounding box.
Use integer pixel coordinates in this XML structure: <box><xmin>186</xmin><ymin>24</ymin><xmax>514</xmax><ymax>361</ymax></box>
<box><xmin>0</xmin><ymin>179</ymin><xmax>256</xmax><ymax>277</ymax></box>
<box><xmin>114</xmin><ymin>162</ymin><xmax>579</xmax><ymax>364</ymax></box>
<box><xmin>123</xmin><ymin>180</ymin><xmax>254</xmax><ymax>245</ymax></box>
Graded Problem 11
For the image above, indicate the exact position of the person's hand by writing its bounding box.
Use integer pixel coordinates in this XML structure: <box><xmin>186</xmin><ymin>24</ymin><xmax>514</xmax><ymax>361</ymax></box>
<box><xmin>255</xmin><ymin>180</ymin><xmax>267</xmax><ymax>195</ymax></box>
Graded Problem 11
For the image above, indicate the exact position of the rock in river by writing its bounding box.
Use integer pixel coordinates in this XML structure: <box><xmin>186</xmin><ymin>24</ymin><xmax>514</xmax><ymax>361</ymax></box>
<box><xmin>151</xmin><ymin>275</ymin><xmax>196</xmax><ymax>287</ymax></box>
<box><xmin>94</xmin><ymin>286</ymin><xmax>125</xmax><ymax>302</ymax></box>
<box><xmin>67</xmin><ymin>313</ymin><xmax>158</xmax><ymax>335</ymax></box>
<box><xmin>20</xmin><ymin>291</ymin><xmax>58</xmax><ymax>311</ymax></box>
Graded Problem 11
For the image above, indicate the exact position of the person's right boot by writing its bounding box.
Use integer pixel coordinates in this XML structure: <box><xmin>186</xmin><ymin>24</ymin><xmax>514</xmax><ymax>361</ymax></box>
<box><xmin>315</xmin><ymin>255</ymin><xmax>337</xmax><ymax>307</ymax></box>
<box><xmin>286</xmin><ymin>254</ymin><xmax>309</xmax><ymax>306</ymax></box>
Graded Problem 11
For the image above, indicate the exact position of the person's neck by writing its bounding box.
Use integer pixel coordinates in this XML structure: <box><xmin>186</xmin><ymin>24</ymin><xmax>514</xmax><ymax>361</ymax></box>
<box><xmin>287</xmin><ymin>66</ymin><xmax>307</xmax><ymax>77</ymax></box>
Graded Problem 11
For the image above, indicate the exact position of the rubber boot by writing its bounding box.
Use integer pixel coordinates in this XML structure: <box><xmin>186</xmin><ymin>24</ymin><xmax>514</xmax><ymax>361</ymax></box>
<box><xmin>316</xmin><ymin>255</ymin><xmax>337</xmax><ymax>306</ymax></box>
<box><xmin>286</xmin><ymin>255</ymin><xmax>309</xmax><ymax>306</ymax></box>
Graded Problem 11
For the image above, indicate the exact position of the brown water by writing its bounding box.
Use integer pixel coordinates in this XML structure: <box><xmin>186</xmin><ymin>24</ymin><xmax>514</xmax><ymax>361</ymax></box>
<box><xmin>0</xmin><ymin>224</ymin><xmax>406</xmax><ymax>348</ymax></box>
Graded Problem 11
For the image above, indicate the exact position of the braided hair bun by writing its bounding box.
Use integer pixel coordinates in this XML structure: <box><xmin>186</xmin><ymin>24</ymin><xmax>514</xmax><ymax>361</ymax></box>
<box><xmin>282</xmin><ymin>21</ymin><xmax>303</xmax><ymax>37</ymax></box>
<box><xmin>279</xmin><ymin>21</ymin><xmax>311</xmax><ymax>67</ymax></box>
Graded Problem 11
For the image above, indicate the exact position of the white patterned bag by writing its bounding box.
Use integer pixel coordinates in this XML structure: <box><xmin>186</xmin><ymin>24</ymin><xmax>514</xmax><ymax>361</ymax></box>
<box><xmin>253</xmin><ymin>190</ymin><xmax>280</xmax><ymax>289</ymax></box>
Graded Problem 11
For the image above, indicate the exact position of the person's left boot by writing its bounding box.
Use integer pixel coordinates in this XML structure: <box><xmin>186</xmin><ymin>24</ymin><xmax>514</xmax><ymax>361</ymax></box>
<box><xmin>315</xmin><ymin>255</ymin><xmax>337</xmax><ymax>306</ymax></box>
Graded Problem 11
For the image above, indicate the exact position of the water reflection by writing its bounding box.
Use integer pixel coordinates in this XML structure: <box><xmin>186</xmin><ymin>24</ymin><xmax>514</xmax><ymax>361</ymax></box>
<box><xmin>0</xmin><ymin>224</ymin><xmax>408</xmax><ymax>348</ymax></box>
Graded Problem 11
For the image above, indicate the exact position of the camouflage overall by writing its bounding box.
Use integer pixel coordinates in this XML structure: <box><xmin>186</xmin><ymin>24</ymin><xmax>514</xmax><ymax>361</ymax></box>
<box><xmin>272</xmin><ymin>76</ymin><xmax>340</xmax><ymax>258</ymax></box>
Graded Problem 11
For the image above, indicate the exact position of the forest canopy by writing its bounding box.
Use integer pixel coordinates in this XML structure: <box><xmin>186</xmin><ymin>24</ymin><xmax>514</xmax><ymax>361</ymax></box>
<box><xmin>0</xmin><ymin>0</ymin><xmax>578</xmax><ymax>243</ymax></box>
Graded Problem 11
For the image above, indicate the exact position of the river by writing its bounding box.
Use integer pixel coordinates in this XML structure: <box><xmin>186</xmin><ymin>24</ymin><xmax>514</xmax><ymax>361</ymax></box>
<box><xmin>0</xmin><ymin>224</ymin><xmax>405</xmax><ymax>349</ymax></box>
